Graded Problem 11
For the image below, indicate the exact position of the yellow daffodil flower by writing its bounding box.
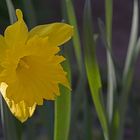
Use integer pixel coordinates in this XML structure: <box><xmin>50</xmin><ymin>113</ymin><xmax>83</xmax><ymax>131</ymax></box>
<box><xmin>0</xmin><ymin>9</ymin><xmax>73</xmax><ymax>122</ymax></box>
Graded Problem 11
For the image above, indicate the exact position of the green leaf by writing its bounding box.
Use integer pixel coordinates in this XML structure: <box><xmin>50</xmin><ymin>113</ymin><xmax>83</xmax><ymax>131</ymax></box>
<box><xmin>105</xmin><ymin>0</ymin><xmax>115</xmax><ymax>126</ymax></box>
<box><xmin>54</xmin><ymin>52</ymin><xmax>71</xmax><ymax>140</ymax></box>
<box><xmin>98</xmin><ymin>19</ymin><xmax>116</xmax><ymax>126</ymax></box>
<box><xmin>105</xmin><ymin>0</ymin><xmax>113</xmax><ymax>44</ymax></box>
<box><xmin>134</xmin><ymin>37</ymin><xmax>140</xmax><ymax>60</ymax></box>
<box><xmin>83</xmin><ymin>94</ymin><xmax>93</xmax><ymax>140</ymax></box>
<box><xmin>118</xmin><ymin>0</ymin><xmax>139</xmax><ymax>140</ymax></box>
<box><xmin>63</xmin><ymin>0</ymin><xmax>82</xmax><ymax>74</ymax></box>
<box><xmin>83</xmin><ymin>0</ymin><xmax>109</xmax><ymax>140</ymax></box>
<box><xmin>123</xmin><ymin>0</ymin><xmax>139</xmax><ymax>78</ymax></box>
<box><xmin>61</xmin><ymin>1</ymin><xmax>87</xmax><ymax>139</ymax></box>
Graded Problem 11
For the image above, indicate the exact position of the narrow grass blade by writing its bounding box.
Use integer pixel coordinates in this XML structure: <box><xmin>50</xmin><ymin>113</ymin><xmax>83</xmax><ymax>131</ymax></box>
<box><xmin>105</xmin><ymin>0</ymin><xmax>113</xmax><ymax>44</ymax></box>
<box><xmin>63</xmin><ymin>0</ymin><xmax>82</xmax><ymax>73</ymax></box>
<box><xmin>134</xmin><ymin>37</ymin><xmax>140</xmax><ymax>60</ymax></box>
<box><xmin>83</xmin><ymin>0</ymin><xmax>109</xmax><ymax>140</ymax></box>
<box><xmin>98</xmin><ymin>19</ymin><xmax>118</xmax><ymax>139</ymax></box>
<box><xmin>54</xmin><ymin>52</ymin><xmax>71</xmax><ymax>140</ymax></box>
<box><xmin>118</xmin><ymin>0</ymin><xmax>139</xmax><ymax>140</ymax></box>
<box><xmin>61</xmin><ymin>1</ymin><xmax>87</xmax><ymax>139</ymax></box>
<box><xmin>5</xmin><ymin>0</ymin><xmax>16</xmax><ymax>24</ymax></box>
<box><xmin>98</xmin><ymin>19</ymin><xmax>117</xmax><ymax>125</ymax></box>
<box><xmin>105</xmin><ymin>0</ymin><xmax>115</xmax><ymax>125</ymax></box>
<box><xmin>123</xmin><ymin>0</ymin><xmax>139</xmax><ymax>78</ymax></box>
<box><xmin>83</xmin><ymin>94</ymin><xmax>93</xmax><ymax>140</ymax></box>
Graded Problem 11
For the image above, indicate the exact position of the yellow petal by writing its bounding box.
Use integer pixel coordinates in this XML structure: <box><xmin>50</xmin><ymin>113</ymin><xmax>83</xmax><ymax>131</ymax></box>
<box><xmin>0</xmin><ymin>35</ymin><xmax>7</xmax><ymax>62</ymax></box>
<box><xmin>4</xmin><ymin>55</ymin><xmax>69</xmax><ymax>106</ymax></box>
<box><xmin>29</xmin><ymin>23</ymin><xmax>73</xmax><ymax>46</ymax></box>
<box><xmin>25</xmin><ymin>35</ymin><xmax>60</xmax><ymax>57</ymax></box>
<box><xmin>0</xmin><ymin>35</ymin><xmax>7</xmax><ymax>83</ymax></box>
<box><xmin>0</xmin><ymin>35</ymin><xmax>7</xmax><ymax>68</ymax></box>
<box><xmin>0</xmin><ymin>35</ymin><xmax>70</xmax><ymax>106</ymax></box>
<box><xmin>0</xmin><ymin>82</ymin><xmax>36</xmax><ymax>122</ymax></box>
<box><xmin>4</xmin><ymin>9</ymin><xmax>28</xmax><ymax>48</ymax></box>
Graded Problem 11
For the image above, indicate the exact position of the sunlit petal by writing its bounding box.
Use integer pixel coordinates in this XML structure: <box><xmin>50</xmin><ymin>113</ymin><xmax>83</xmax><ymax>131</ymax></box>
<box><xmin>4</xmin><ymin>9</ymin><xmax>28</xmax><ymax>48</ymax></box>
<box><xmin>0</xmin><ymin>82</ymin><xmax>36</xmax><ymax>122</ymax></box>
<box><xmin>29</xmin><ymin>23</ymin><xmax>73</xmax><ymax>46</ymax></box>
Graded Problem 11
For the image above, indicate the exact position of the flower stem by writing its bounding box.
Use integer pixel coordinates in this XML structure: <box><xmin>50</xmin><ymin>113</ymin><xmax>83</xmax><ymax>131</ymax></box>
<box><xmin>54</xmin><ymin>52</ymin><xmax>71</xmax><ymax>140</ymax></box>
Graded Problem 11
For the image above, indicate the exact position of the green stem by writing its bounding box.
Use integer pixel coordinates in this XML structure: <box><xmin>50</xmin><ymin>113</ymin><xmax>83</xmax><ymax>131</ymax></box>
<box><xmin>105</xmin><ymin>0</ymin><xmax>114</xmax><ymax>127</ymax></box>
<box><xmin>63</xmin><ymin>0</ymin><xmax>83</xmax><ymax>74</ymax></box>
<box><xmin>83</xmin><ymin>0</ymin><xmax>109</xmax><ymax>139</ymax></box>
<box><xmin>117</xmin><ymin>0</ymin><xmax>139</xmax><ymax>140</ymax></box>
<box><xmin>83</xmin><ymin>93</ymin><xmax>93</xmax><ymax>140</ymax></box>
<box><xmin>61</xmin><ymin>1</ymin><xmax>88</xmax><ymax>139</ymax></box>
<box><xmin>54</xmin><ymin>89</ymin><xmax>71</xmax><ymax>140</ymax></box>
<box><xmin>117</xmin><ymin>69</ymin><xmax>133</xmax><ymax>140</ymax></box>
<box><xmin>54</xmin><ymin>52</ymin><xmax>71</xmax><ymax>140</ymax></box>
<box><xmin>105</xmin><ymin>0</ymin><xmax>113</xmax><ymax>44</ymax></box>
